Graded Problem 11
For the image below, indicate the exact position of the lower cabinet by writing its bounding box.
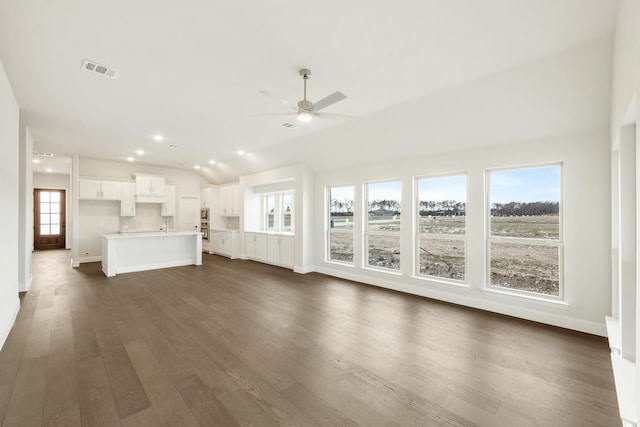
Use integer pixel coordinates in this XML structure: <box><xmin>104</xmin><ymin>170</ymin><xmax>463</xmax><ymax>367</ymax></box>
<box><xmin>210</xmin><ymin>230</ymin><xmax>239</xmax><ymax>258</ymax></box>
<box><xmin>245</xmin><ymin>232</ymin><xmax>293</xmax><ymax>269</ymax></box>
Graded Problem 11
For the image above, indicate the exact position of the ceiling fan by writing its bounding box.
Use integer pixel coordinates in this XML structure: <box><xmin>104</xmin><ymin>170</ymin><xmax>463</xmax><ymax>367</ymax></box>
<box><xmin>255</xmin><ymin>69</ymin><xmax>349</xmax><ymax>122</ymax></box>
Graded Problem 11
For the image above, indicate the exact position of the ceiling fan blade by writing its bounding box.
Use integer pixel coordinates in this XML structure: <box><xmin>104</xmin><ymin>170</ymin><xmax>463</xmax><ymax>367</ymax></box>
<box><xmin>312</xmin><ymin>91</ymin><xmax>347</xmax><ymax>111</ymax></box>
<box><xmin>314</xmin><ymin>112</ymin><xmax>354</xmax><ymax>120</ymax></box>
<box><xmin>258</xmin><ymin>90</ymin><xmax>297</xmax><ymax>111</ymax></box>
<box><xmin>252</xmin><ymin>112</ymin><xmax>296</xmax><ymax>117</ymax></box>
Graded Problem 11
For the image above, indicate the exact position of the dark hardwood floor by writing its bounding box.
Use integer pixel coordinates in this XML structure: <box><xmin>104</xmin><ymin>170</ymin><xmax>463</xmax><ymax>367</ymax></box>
<box><xmin>0</xmin><ymin>250</ymin><xmax>620</xmax><ymax>426</ymax></box>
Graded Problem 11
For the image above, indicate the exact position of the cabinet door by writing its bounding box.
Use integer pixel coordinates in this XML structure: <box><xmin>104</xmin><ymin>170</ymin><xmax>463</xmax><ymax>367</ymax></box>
<box><xmin>121</xmin><ymin>182</ymin><xmax>136</xmax><ymax>216</ymax></box>
<box><xmin>231</xmin><ymin>186</ymin><xmax>241</xmax><ymax>215</ymax></box>
<box><xmin>220</xmin><ymin>233</ymin><xmax>231</xmax><ymax>256</ymax></box>
<box><xmin>162</xmin><ymin>185</ymin><xmax>176</xmax><ymax>216</ymax></box>
<box><xmin>279</xmin><ymin>236</ymin><xmax>294</xmax><ymax>267</ymax></box>
<box><xmin>151</xmin><ymin>176</ymin><xmax>165</xmax><ymax>195</ymax></box>
<box><xmin>255</xmin><ymin>234</ymin><xmax>268</xmax><ymax>261</ymax></box>
<box><xmin>245</xmin><ymin>234</ymin><xmax>256</xmax><ymax>258</ymax></box>
<box><xmin>135</xmin><ymin>176</ymin><xmax>153</xmax><ymax>195</ymax></box>
<box><xmin>79</xmin><ymin>179</ymin><xmax>101</xmax><ymax>200</ymax></box>
<box><xmin>100</xmin><ymin>181</ymin><xmax>122</xmax><ymax>201</ymax></box>
<box><xmin>267</xmin><ymin>236</ymin><xmax>280</xmax><ymax>264</ymax></box>
<box><xmin>219</xmin><ymin>187</ymin><xmax>229</xmax><ymax>215</ymax></box>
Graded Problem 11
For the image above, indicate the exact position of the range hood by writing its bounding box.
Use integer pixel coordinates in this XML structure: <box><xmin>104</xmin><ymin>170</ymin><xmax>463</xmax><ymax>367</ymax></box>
<box><xmin>132</xmin><ymin>173</ymin><xmax>166</xmax><ymax>203</ymax></box>
<box><xmin>136</xmin><ymin>195</ymin><xmax>166</xmax><ymax>203</ymax></box>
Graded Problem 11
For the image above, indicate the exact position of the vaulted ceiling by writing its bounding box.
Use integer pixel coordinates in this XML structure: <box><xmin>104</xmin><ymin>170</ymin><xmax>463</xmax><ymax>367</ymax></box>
<box><xmin>0</xmin><ymin>0</ymin><xmax>619</xmax><ymax>182</ymax></box>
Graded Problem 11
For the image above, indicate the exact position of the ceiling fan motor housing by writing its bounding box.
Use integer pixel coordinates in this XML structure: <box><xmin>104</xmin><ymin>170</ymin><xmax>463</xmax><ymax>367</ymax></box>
<box><xmin>297</xmin><ymin>99</ymin><xmax>313</xmax><ymax>111</ymax></box>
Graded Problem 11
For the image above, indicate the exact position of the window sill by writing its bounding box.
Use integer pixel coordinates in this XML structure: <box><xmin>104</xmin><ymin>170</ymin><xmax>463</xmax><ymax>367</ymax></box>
<box><xmin>361</xmin><ymin>266</ymin><xmax>403</xmax><ymax>276</ymax></box>
<box><xmin>481</xmin><ymin>287</ymin><xmax>568</xmax><ymax>308</ymax></box>
<box><xmin>324</xmin><ymin>259</ymin><xmax>355</xmax><ymax>268</ymax></box>
<box><xmin>411</xmin><ymin>275</ymin><xmax>469</xmax><ymax>289</ymax></box>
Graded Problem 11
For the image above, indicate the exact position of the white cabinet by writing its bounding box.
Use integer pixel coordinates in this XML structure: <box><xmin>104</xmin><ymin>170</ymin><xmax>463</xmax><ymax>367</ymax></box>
<box><xmin>211</xmin><ymin>230</ymin><xmax>239</xmax><ymax>258</ymax></box>
<box><xmin>121</xmin><ymin>182</ymin><xmax>136</xmax><ymax>216</ymax></box>
<box><xmin>245</xmin><ymin>232</ymin><xmax>267</xmax><ymax>261</ymax></box>
<box><xmin>201</xmin><ymin>187</ymin><xmax>211</xmax><ymax>209</ymax></box>
<box><xmin>79</xmin><ymin>179</ymin><xmax>122</xmax><ymax>201</ymax></box>
<box><xmin>219</xmin><ymin>184</ymin><xmax>240</xmax><ymax>216</ymax></box>
<box><xmin>135</xmin><ymin>174</ymin><xmax>165</xmax><ymax>196</ymax></box>
<box><xmin>245</xmin><ymin>232</ymin><xmax>293</xmax><ymax>269</ymax></box>
<box><xmin>162</xmin><ymin>185</ymin><xmax>176</xmax><ymax>216</ymax></box>
<box><xmin>268</xmin><ymin>235</ymin><xmax>294</xmax><ymax>268</ymax></box>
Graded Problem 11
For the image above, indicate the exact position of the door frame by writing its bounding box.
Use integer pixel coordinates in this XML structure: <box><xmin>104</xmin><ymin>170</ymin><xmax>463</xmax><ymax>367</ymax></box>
<box><xmin>34</xmin><ymin>188</ymin><xmax>66</xmax><ymax>250</ymax></box>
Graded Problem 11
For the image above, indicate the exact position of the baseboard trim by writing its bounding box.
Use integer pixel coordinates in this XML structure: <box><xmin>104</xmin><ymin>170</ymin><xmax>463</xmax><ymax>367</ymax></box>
<box><xmin>315</xmin><ymin>265</ymin><xmax>607</xmax><ymax>336</ymax></box>
<box><xmin>0</xmin><ymin>296</ymin><xmax>20</xmax><ymax>352</ymax></box>
<box><xmin>294</xmin><ymin>265</ymin><xmax>315</xmax><ymax>274</ymax></box>
<box><xmin>18</xmin><ymin>273</ymin><xmax>33</xmax><ymax>292</ymax></box>
<box><xmin>77</xmin><ymin>256</ymin><xmax>101</xmax><ymax>264</ymax></box>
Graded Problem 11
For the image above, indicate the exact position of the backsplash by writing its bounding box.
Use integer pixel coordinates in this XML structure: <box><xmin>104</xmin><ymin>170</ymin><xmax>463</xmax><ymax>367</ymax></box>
<box><xmin>119</xmin><ymin>203</ymin><xmax>174</xmax><ymax>231</ymax></box>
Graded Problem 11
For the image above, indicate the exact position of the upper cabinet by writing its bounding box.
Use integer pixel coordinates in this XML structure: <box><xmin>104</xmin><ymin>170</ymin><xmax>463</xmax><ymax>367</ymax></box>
<box><xmin>133</xmin><ymin>173</ymin><xmax>166</xmax><ymax>203</ymax></box>
<box><xmin>121</xmin><ymin>182</ymin><xmax>136</xmax><ymax>216</ymax></box>
<box><xmin>219</xmin><ymin>184</ymin><xmax>240</xmax><ymax>216</ymax></box>
<box><xmin>79</xmin><ymin>179</ymin><xmax>122</xmax><ymax>201</ymax></box>
<box><xmin>162</xmin><ymin>185</ymin><xmax>176</xmax><ymax>216</ymax></box>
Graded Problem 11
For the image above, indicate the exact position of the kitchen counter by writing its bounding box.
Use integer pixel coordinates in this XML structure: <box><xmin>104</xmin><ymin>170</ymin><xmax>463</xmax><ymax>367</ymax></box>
<box><xmin>101</xmin><ymin>231</ymin><xmax>202</xmax><ymax>277</ymax></box>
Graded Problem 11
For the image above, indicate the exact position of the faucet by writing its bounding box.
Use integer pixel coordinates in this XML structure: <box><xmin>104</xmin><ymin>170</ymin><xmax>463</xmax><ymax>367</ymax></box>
<box><xmin>164</xmin><ymin>219</ymin><xmax>169</xmax><ymax>234</ymax></box>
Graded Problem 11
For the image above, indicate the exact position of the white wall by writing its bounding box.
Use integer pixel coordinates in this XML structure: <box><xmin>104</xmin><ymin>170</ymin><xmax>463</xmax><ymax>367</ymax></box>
<box><xmin>608</xmin><ymin>1</ymin><xmax>640</xmax><ymax>424</ymax></box>
<box><xmin>33</xmin><ymin>172</ymin><xmax>71</xmax><ymax>249</ymax></box>
<box><xmin>314</xmin><ymin>130</ymin><xmax>610</xmax><ymax>335</ymax></box>
<box><xmin>18</xmin><ymin>124</ymin><xmax>33</xmax><ymax>291</ymax></box>
<box><xmin>0</xmin><ymin>60</ymin><xmax>20</xmax><ymax>350</ymax></box>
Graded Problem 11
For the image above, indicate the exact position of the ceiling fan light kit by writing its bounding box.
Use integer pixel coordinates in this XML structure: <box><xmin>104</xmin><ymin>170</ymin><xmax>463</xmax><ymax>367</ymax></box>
<box><xmin>256</xmin><ymin>68</ymin><xmax>349</xmax><ymax>121</ymax></box>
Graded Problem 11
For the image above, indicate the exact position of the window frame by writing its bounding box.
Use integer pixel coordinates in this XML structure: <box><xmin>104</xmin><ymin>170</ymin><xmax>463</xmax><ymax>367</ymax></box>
<box><xmin>326</xmin><ymin>185</ymin><xmax>355</xmax><ymax>265</ymax></box>
<box><xmin>414</xmin><ymin>172</ymin><xmax>468</xmax><ymax>284</ymax></box>
<box><xmin>364</xmin><ymin>179</ymin><xmax>402</xmax><ymax>273</ymax></box>
<box><xmin>262</xmin><ymin>191</ymin><xmax>294</xmax><ymax>233</ymax></box>
<box><xmin>485</xmin><ymin>163</ymin><xmax>564</xmax><ymax>301</ymax></box>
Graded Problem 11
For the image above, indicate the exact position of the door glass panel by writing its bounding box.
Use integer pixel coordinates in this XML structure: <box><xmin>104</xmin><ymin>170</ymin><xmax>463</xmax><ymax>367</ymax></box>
<box><xmin>50</xmin><ymin>192</ymin><xmax>60</xmax><ymax>202</ymax></box>
<box><xmin>41</xmin><ymin>225</ymin><xmax>51</xmax><ymax>235</ymax></box>
<box><xmin>40</xmin><ymin>213</ymin><xmax>50</xmax><ymax>225</ymax></box>
<box><xmin>50</xmin><ymin>214</ymin><xmax>60</xmax><ymax>224</ymax></box>
<box><xmin>50</xmin><ymin>225</ymin><xmax>60</xmax><ymax>234</ymax></box>
<box><xmin>40</xmin><ymin>192</ymin><xmax>50</xmax><ymax>202</ymax></box>
<box><xmin>40</xmin><ymin>202</ymin><xmax>50</xmax><ymax>213</ymax></box>
<box><xmin>50</xmin><ymin>203</ymin><xmax>60</xmax><ymax>213</ymax></box>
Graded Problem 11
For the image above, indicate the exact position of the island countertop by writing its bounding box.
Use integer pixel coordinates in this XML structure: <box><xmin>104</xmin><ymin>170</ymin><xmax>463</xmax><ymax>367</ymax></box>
<box><xmin>101</xmin><ymin>231</ymin><xmax>202</xmax><ymax>277</ymax></box>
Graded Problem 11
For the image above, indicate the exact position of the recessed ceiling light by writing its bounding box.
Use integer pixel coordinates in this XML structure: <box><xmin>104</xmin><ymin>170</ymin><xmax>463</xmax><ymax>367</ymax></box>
<box><xmin>153</xmin><ymin>134</ymin><xmax>164</xmax><ymax>142</ymax></box>
<box><xmin>136</xmin><ymin>150</ymin><xmax>144</xmax><ymax>155</ymax></box>
<box><xmin>194</xmin><ymin>165</ymin><xmax>201</xmax><ymax>170</ymax></box>
<box><xmin>32</xmin><ymin>159</ymin><xmax>41</xmax><ymax>164</ymax></box>
<box><xmin>208</xmin><ymin>160</ymin><xmax>216</xmax><ymax>165</ymax></box>
<box><xmin>127</xmin><ymin>157</ymin><xmax>134</xmax><ymax>162</ymax></box>
<box><xmin>45</xmin><ymin>168</ymin><xmax>52</xmax><ymax>173</ymax></box>
<box><xmin>237</xmin><ymin>150</ymin><xmax>245</xmax><ymax>156</ymax></box>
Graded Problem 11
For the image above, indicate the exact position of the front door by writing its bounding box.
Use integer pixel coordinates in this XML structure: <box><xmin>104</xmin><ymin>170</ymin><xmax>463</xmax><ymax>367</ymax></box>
<box><xmin>34</xmin><ymin>189</ymin><xmax>66</xmax><ymax>250</ymax></box>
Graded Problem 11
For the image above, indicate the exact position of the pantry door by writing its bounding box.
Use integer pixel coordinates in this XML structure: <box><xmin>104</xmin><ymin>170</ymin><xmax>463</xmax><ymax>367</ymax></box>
<box><xmin>34</xmin><ymin>189</ymin><xmax>66</xmax><ymax>250</ymax></box>
<box><xmin>179</xmin><ymin>195</ymin><xmax>200</xmax><ymax>231</ymax></box>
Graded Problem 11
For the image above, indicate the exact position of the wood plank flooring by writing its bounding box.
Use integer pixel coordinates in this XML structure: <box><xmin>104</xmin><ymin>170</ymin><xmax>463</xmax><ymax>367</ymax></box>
<box><xmin>0</xmin><ymin>249</ymin><xmax>620</xmax><ymax>426</ymax></box>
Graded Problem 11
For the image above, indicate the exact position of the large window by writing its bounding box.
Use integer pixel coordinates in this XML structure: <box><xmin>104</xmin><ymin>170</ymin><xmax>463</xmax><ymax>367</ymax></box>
<box><xmin>263</xmin><ymin>192</ymin><xmax>293</xmax><ymax>232</ymax></box>
<box><xmin>417</xmin><ymin>174</ymin><xmax>466</xmax><ymax>281</ymax></box>
<box><xmin>366</xmin><ymin>181</ymin><xmax>401</xmax><ymax>271</ymax></box>
<box><xmin>328</xmin><ymin>185</ymin><xmax>354</xmax><ymax>263</ymax></box>
<box><xmin>488</xmin><ymin>165</ymin><xmax>562</xmax><ymax>297</ymax></box>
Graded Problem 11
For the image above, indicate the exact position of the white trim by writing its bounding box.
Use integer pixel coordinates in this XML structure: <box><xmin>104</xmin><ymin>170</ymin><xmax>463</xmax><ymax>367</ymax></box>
<box><xmin>18</xmin><ymin>272</ymin><xmax>33</xmax><ymax>292</ymax></box>
<box><xmin>0</xmin><ymin>296</ymin><xmax>20</xmax><ymax>352</ymax></box>
<box><xmin>609</xmin><ymin>353</ymin><xmax>637</xmax><ymax>426</ymax></box>
<box><xmin>315</xmin><ymin>264</ymin><xmax>606</xmax><ymax>336</ymax></box>
<box><xmin>110</xmin><ymin>259</ymin><xmax>197</xmax><ymax>277</ymax></box>
<box><xmin>294</xmin><ymin>265</ymin><xmax>315</xmax><ymax>274</ymax></box>
<box><xmin>77</xmin><ymin>255</ymin><xmax>101</xmax><ymax>264</ymax></box>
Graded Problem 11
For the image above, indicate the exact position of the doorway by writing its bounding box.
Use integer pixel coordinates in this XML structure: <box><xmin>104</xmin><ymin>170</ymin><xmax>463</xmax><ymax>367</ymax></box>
<box><xmin>179</xmin><ymin>195</ymin><xmax>200</xmax><ymax>231</ymax></box>
<box><xmin>34</xmin><ymin>188</ymin><xmax>66</xmax><ymax>250</ymax></box>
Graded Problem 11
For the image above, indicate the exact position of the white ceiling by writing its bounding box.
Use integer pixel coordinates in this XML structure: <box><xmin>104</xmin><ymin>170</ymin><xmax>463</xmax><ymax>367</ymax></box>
<box><xmin>0</xmin><ymin>0</ymin><xmax>619</xmax><ymax>183</ymax></box>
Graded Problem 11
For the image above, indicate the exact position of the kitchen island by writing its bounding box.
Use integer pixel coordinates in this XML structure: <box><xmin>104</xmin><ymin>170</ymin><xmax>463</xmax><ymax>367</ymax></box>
<box><xmin>101</xmin><ymin>231</ymin><xmax>202</xmax><ymax>277</ymax></box>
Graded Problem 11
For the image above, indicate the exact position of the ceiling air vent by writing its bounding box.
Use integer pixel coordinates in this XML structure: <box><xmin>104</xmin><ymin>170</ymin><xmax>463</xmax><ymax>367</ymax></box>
<box><xmin>281</xmin><ymin>122</ymin><xmax>295</xmax><ymax>128</ymax></box>
<box><xmin>168</xmin><ymin>144</ymin><xmax>184</xmax><ymax>149</ymax></box>
<box><xmin>33</xmin><ymin>151</ymin><xmax>54</xmax><ymax>157</ymax></box>
<box><xmin>82</xmin><ymin>60</ymin><xmax>119</xmax><ymax>78</ymax></box>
